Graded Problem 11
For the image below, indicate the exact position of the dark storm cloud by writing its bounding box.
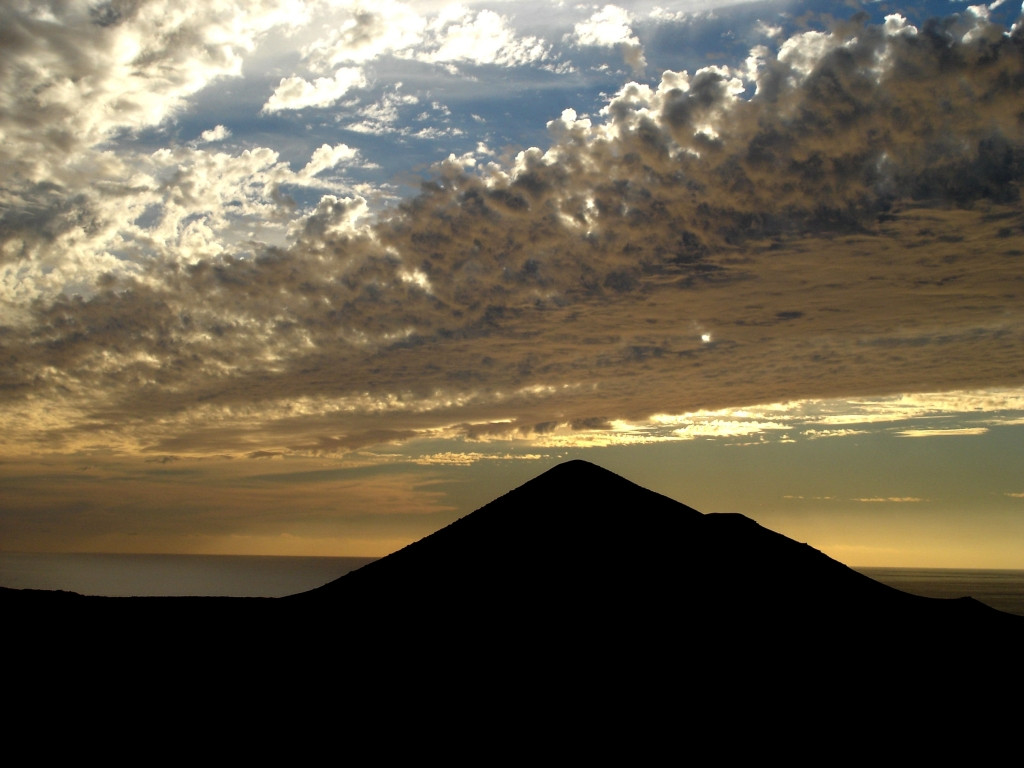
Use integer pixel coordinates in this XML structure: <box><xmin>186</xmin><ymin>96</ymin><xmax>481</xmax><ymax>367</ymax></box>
<box><xmin>3</xmin><ymin>7</ymin><xmax>1024</xmax><ymax>456</ymax></box>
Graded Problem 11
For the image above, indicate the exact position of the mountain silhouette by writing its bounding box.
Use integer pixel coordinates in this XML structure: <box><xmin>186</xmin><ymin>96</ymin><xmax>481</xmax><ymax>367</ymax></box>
<box><xmin>283</xmin><ymin>459</ymin><xmax>1023</xmax><ymax>731</ymax></box>
<box><xmin>291</xmin><ymin>460</ymin><xmax>1016</xmax><ymax>634</ymax></box>
<box><xmin>4</xmin><ymin>459</ymin><xmax>1022</xmax><ymax>738</ymax></box>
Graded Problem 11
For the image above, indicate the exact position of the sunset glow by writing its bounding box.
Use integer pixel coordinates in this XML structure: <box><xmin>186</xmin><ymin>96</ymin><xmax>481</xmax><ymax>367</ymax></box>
<box><xmin>1</xmin><ymin>0</ymin><xmax>1022</xmax><ymax>568</ymax></box>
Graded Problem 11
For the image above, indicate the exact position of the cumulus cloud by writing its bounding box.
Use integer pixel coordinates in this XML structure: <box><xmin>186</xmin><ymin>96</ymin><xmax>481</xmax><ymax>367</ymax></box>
<box><xmin>200</xmin><ymin>125</ymin><xmax>232</xmax><ymax>143</ymax></box>
<box><xmin>419</xmin><ymin>6</ymin><xmax>551</xmax><ymax>67</ymax></box>
<box><xmin>0</xmin><ymin>0</ymin><xmax>316</xmax><ymax>322</ymax></box>
<box><xmin>570</xmin><ymin>4</ymin><xmax>647</xmax><ymax>75</ymax></box>
<box><xmin>300</xmin><ymin>0</ymin><xmax>427</xmax><ymax>68</ymax></box>
<box><xmin>301</xmin><ymin>143</ymin><xmax>360</xmax><ymax>178</ymax></box>
<box><xmin>295</xmin><ymin>1</ymin><xmax>551</xmax><ymax>74</ymax></box>
<box><xmin>2</xmin><ymin>6</ymin><xmax>1024</xmax><ymax>462</ymax></box>
<box><xmin>0</xmin><ymin>0</ymin><xmax>301</xmax><ymax>179</ymax></box>
<box><xmin>343</xmin><ymin>88</ymin><xmax>422</xmax><ymax>134</ymax></box>
<box><xmin>262</xmin><ymin>67</ymin><xmax>367</xmax><ymax>112</ymax></box>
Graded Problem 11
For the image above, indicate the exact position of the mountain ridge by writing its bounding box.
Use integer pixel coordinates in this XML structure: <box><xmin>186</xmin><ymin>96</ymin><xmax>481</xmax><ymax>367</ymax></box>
<box><xmin>289</xmin><ymin>459</ymin><xmax>1022</xmax><ymax>642</ymax></box>
<box><xmin>4</xmin><ymin>458</ymin><xmax>1022</xmax><ymax>735</ymax></box>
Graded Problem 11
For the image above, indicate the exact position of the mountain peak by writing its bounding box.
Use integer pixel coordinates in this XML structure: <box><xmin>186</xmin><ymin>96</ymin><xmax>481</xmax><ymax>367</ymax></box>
<box><xmin>5</xmin><ymin>459</ymin><xmax>1022</xmax><ymax>718</ymax></box>
<box><xmin>297</xmin><ymin>459</ymin><xmax>701</xmax><ymax>602</ymax></box>
<box><xmin>292</xmin><ymin>459</ymin><xmax>1024</xmax><ymax>668</ymax></box>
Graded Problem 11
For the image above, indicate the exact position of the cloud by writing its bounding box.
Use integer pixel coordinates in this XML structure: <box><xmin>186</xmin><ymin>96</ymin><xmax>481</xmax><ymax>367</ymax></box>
<box><xmin>422</xmin><ymin>7</ymin><xmax>549</xmax><ymax>67</ymax></box>
<box><xmin>298</xmin><ymin>2</ymin><xmax>552</xmax><ymax>73</ymax></box>
<box><xmin>896</xmin><ymin>428</ymin><xmax>990</xmax><ymax>437</ymax></box>
<box><xmin>411</xmin><ymin>451</ymin><xmax>545</xmax><ymax>466</ymax></box>
<box><xmin>0</xmin><ymin>0</ymin><xmax>300</xmax><ymax>178</ymax></box>
<box><xmin>570</xmin><ymin>4</ymin><xmax>647</xmax><ymax>75</ymax></box>
<box><xmin>0</xmin><ymin>144</ymin><xmax>298</xmax><ymax>323</ymax></box>
<box><xmin>343</xmin><ymin>88</ymin><xmax>422</xmax><ymax>134</ymax></box>
<box><xmin>262</xmin><ymin>67</ymin><xmax>367</xmax><ymax>112</ymax></box>
<box><xmin>301</xmin><ymin>144</ymin><xmax>360</xmax><ymax>178</ymax></box>
<box><xmin>801</xmin><ymin>429</ymin><xmax>868</xmax><ymax>439</ymax></box>
<box><xmin>200</xmin><ymin>125</ymin><xmax>232</xmax><ymax>143</ymax></box>
<box><xmin>803</xmin><ymin>392</ymin><xmax>1024</xmax><ymax>426</ymax></box>
<box><xmin>853</xmin><ymin>497</ymin><xmax>926</xmax><ymax>503</ymax></box>
<box><xmin>300</xmin><ymin>0</ymin><xmax>427</xmax><ymax>68</ymax></box>
<box><xmin>2</xmin><ymin>6</ymin><xmax>1024</xmax><ymax>461</ymax></box>
<box><xmin>671</xmin><ymin>420</ymin><xmax>790</xmax><ymax>439</ymax></box>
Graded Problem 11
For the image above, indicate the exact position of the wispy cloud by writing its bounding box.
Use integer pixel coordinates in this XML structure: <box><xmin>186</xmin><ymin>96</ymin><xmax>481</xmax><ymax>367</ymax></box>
<box><xmin>853</xmin><ymin>497</ymin><xmax>926</xmax><ymax>504</ymax></box>
<box><xmin>896</xmin><ymin>428</ymin><xmax>990</xmax><ymax>437</ymax></box>
<box><xmin>411</xmin><ymin>451</ymin><xmax>546</xmax><ymax>465</ymax></box>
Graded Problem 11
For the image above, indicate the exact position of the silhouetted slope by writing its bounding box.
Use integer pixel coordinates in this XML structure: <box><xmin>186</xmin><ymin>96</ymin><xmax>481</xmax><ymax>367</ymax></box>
<box><xmin>290</xmin><ymin>460</ymin><xmax>1022</xmax><ymax>651</ymax></box>
<box><xmin>4</xmin><ymin>459</ymin><xmax>1023</xmax><ymax>741</ymax></box>
<box><xmin>296</xmin><ymin>460</ymin><xmax>699</xmax><ymax>608</ymax></box>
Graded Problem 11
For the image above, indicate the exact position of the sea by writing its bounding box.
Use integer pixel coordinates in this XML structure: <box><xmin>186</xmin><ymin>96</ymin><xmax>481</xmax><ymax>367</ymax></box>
<box><xmin>1</xmin><ymin>552</ymin><xmax>1023</xmax><ymax>615</ymax></box>
<box><xmin>856</xmin><ymin>566</ymin><xmax>1024</xmax><ymax>617</ymax></box>
<box><xmin>0</xmin><ymin>552</ymin><xmax>377</xmax><ymax>598</ymax></box>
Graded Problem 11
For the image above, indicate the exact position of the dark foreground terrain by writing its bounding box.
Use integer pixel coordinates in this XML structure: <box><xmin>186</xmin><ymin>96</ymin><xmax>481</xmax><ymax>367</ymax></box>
<box><xmin>5</xmin><ymin>461</ymin><xmax>1022</xmax><ymax>747</ymax></box>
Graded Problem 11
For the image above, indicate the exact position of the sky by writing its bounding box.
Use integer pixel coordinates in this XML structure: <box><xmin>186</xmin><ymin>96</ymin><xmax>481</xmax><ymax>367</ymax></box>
<box><xmin>1</xmin><ymin>0</ymin><xmax>1023</xmax><ymax>569</ymax></box>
